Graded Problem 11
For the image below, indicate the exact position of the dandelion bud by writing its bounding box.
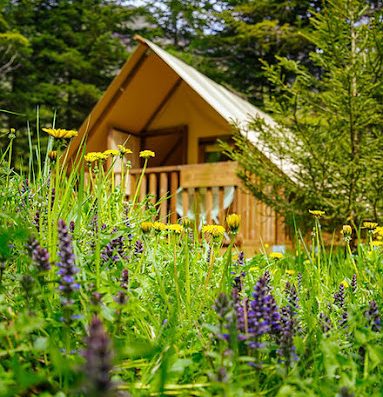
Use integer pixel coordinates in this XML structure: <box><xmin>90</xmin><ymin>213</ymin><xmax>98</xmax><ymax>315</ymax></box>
<box><xmin>226</xmin><ymin>213</ymin><xmax>241</xmax><ymax>235</ymax></box>
<box><xmin>48</xmin><ymin>150</ymin><xmax>58</xmax><ymax>161</ymax></box>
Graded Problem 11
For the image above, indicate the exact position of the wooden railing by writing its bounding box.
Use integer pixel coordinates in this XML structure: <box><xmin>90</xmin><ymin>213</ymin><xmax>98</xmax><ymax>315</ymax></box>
<box><xmin>118</xmin><ymin>161</ymin><xmax>289</xmax><ymax>249</ymax></box>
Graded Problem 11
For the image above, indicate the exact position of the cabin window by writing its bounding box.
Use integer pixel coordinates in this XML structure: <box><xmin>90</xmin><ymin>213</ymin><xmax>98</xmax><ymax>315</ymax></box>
<box><xmin>198</xmin><ymin>136</ymin><xmax>234</xmax><ymax>163</ymax></box>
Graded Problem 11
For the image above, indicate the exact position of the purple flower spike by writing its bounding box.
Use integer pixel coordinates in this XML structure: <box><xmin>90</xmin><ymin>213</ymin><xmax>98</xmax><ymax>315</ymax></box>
<box><xmin>365</xmin><ymin>300</ymin><xmax>381</xmax><ymax>332</ymax></box>
<box><xmin>101</xmin><ymin>234</ymin><xmax>126</xmax><ymax>265</ymax></box>
<box><xmin>83</xmin><ymin>316</ymin><xmax>115</xmax><ymax>397</ymax></box>
<box><xmin>29</xmin><ymin>238</ymin><xmax>51</xmax><ymax>272</ymax></box>
<box><xmin>57</xmin><ymin>219</ymin><xmax>79</xmax><ymax>309</ymax></box>
<box><xmin>246</xmin><ymin>275</ymin><xmax>281</xmax><ymax>347</ymax></box>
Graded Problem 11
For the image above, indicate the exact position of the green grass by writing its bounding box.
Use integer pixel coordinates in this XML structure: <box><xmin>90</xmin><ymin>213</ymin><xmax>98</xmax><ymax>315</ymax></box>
<box><xmin>0</xmin><ymin>128</ymin><xmax>382</xmax><ymax>397</ymax></box>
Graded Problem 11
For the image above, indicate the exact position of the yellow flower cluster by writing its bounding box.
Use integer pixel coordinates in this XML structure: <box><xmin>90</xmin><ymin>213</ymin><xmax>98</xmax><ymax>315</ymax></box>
<box><xmin>226</xmin><ymin>213</ymin><xmax>241</xmax><ymax>234</ymax></box>
<box><xmin>341</xmin><ymin>224</ymin><xmax>352</xmax><ymax>242</ymax></box>
<box><xmin>167</xmin><ymin>224</ymin><xmax>183</xmax><ymax>233</ymax></box>
<box><xmin>141</xmin><ymin>222</ymin><xmax>154</xmax><ymax>233</ymax></box>
<box><xmin>269</xmin><ymin>252</ymin><xmax>284</xmax><ymax>260</ymax></box>
<box><xmin>363</xmin><ymin>221</ymin><xmax>378</xmax><ymax>230</ymax></box>
<box><xmin>153</xmin><ymin>222</ymin><xmax>166</xmax><ymax>232</ymax></box>
<box><xmin>140</xmin><ymin>222</ymin><xmax>183</xmax><ymax>234</ymax></box>
<box><xmin>373</xmin><ymin>226</ymin><xmax>383</xmax><ymax>240</ymax></box>
<box><xmin>139</xmin><ymin>150</ymin><xmax>155</xmax><ymax>159</ymax></box>
<box><xmin>118</xmin><ymin>145</ymin><xmax>133</xmax><ymax>155</ymax></box>
<box><xmin>43</xmin><ymin>128</ymin><xmax>78</xmax><ymax>139</ymax></box>
<box><xmin>309</xmin><ymin>209</ymin><xmax>325</xmax><ymax>218</ymax></box>
<box><xmin>202</xmin><ymin>225</ymin><xmax>225</xmax><ymax>238</ymax></box>
<box><xmin>84</xmin><ymin>152</ymin><xmax>109</xmax><ymax>163</ymax></box>
<box><xmin>103</xmin><ymin>149</ymin><xmax>119</xmax><ymax>157</ymax></box>
<box><xmin>341</xmin><ymin>225</ymin><xmax>352</xmax><ymax>235</ymax></box>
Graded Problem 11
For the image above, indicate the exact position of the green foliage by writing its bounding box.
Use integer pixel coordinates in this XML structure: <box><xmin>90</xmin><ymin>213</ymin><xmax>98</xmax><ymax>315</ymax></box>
<box><xmin>0</xmin><ymin>123</ymin><xmax>383</xmax><ymax>396</ymax></box>
<box><xmin>0</xmin><ymin>0</ymin><xmax>143</xmax><ymax>133</ymax></box>
<box><xmin>225</xmin><ymin>0</ymin><xmax>383</xmax><ymax>231</ymax></box>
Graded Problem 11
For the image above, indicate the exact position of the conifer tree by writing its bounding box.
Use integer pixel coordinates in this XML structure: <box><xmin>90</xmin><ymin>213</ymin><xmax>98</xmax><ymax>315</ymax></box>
<box><xmin>225</xmin><ymin>0</ymin><xmax>383</xmax><ymax>230</ymax></box>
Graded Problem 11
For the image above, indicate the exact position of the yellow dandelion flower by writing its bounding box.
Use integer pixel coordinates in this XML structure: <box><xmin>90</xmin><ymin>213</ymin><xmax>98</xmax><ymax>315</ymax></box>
<box><xmin>202</xmin><ymin>224</ymin><xmax>225</xmax><ymax>238</ymax></box>
<box><xmin>84</xmin><ymin>152</ymin><xmax>108</xmax><ymax>163</ymax></box>
<box><xmin>42</xmin><ymin>128</ymin><xmax>78</xmax><ymax>139</ymax></box>
<box><xmin>226</xmin><ymin>213</ymin><xmax>241</xmax><ymax>234</ymax></box>
<box><xmin>48</xmin><ymin>150</ymin><xmax>57</xmax><ymax>161</ymax></box>
<box><xmin>167</xmin><ymin>224</ymin><xmax>183</xmax><ymax>233</ymax></box>
<box><xmin>341</xmin><ymin>225</ymin><xmax>352</xmax><ymax>236</ymax></box>
<box><xmin>181</xmin><ymin>217</ymin><xmax>192</xmax><ymax>228</ymax></box>
<box><xmin>309</xmin><ymin>209</ymin><xmax>325</xmax><ymax>218</ymax></box>
<box><xmin>139</xmin><ymin>150</ymin><xmax>155</xmax><ymax>159</ymax></box>
<box><xmin>153</xmin><ymin>222</ymin><xmax>166</xmax><ymax>232</ymax></box>
<box><xmin>285</xmin><ymin>269</ymin><xmax>295</xmax><ymax>276</ymax></box>
<box><xmin>373</xmin><ymin>226</ymin><xmax>383</xmax><ymax>241</ymax></box>
<box><xmin>141</xmin><ymin>222</ymin><xmax>154</xmax><ymax>233</ymax></box>
<box><xmin>103</xmin><ymin>149</ymin><xmax>119</xmax><ymax>157</ymax></box>
<box><xmin>371</xmin><ymin>240</ymin><xmax>383</xmax><ymax>247</ymax></box>
<box><xmin>269</xmin><ymin>252</ymin><xmax>283</xmax><ymax>260</ymax></box>
<box><xmin>117</xmin><ymin>145</ymin><xmax>132</xmax><ymax>155</ymax></box>
<box><xmin>363</xmin><ymin>221</ymin><xmax>378</xmax><ymax>230</ymax></box>
<box><xmin>340</xmin><ymin>280</ymin><xmax>349</xmax><ymax>288</ymax></box>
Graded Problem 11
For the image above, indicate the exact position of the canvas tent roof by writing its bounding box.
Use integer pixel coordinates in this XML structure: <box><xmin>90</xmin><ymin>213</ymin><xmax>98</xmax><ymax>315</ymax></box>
<box><xmin>69</xmin><ymin>36</ymin><xmax>295</xmax><ymax>178</ymax></box>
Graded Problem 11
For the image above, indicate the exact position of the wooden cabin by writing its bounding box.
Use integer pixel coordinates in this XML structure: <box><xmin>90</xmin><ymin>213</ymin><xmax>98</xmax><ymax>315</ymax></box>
<box><xmin>68</xmin><ymin>36</ymin><xmax>292</xmax><ymax>253</ymax></box>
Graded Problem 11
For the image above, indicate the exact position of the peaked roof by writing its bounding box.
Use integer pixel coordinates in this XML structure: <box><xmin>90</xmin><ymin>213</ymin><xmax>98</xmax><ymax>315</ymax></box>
<box><xmin>70</xmin><ymin>36</ymin><xmax>295</xmax><ymax>178</ymax></box>
<box><xmin>137</xmin><ymin>36</ymin><xmax>277</xmax><ymax>131</ymax></box>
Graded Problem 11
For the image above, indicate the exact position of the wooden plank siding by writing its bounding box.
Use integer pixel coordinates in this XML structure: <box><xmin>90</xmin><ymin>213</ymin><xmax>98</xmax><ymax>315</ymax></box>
<box><xmin>123</xmin><ymin>161</ymin><xmax>290</xmax><ymax>252</ymax></box>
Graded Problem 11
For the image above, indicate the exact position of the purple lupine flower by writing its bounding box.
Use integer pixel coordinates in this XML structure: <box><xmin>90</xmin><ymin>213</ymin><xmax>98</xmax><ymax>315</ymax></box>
<box><xmin>83</xmin><ymin>316</ymin><xmax>115</xmax><ymax>397</ymax></box>
<box><xmin>233</xmin><ymin>294</ymin><xmax>248</xmax><ymax>334</ymax></box>
<box><xmin>213</xmin><ymin>293</ymin><xmax>234</xmax><ymax>342</ymax></box>
<box><xmin>339</xmin><ymin>311</ymin><xmax>348</xmax><ymax>329</ymax></box>
<box><xmin>297</xmin><ymin>272</ymin><xmax>303</xmax><ymax>291</ymax></box>
<box><xmin>101</xmin><ymin>235</ymin><xmax>126</xmax><ymax>264</ymax></box>
<box><xmin>91</xmin><ymin>292</ymin><xmax>103</xmax><ymax>306</ymax></box>
<box><xmin>69</xmin><ymin>220</ymin><xmax>75</xmax><ymax>233</ymax></box>
<box><xmin>246</xmin><ymin>275</ymin><xmax>280</xmax><ymax>348</ymax></box>
<box><xmin>236</xmin><ymin>251</ymin><xmax>245</xmax><ymax>266</ymax></box>
<box><xmin>285</xmin><ymin>282</ymin><xmax>299</xmax><ymax>315</ymax></box>
<box><xmin>33</xmin><ymin>210</ymin><xmax>40</xmax><ymax>232</ymax></box>
<box><xmin>134</xmin><ymin>240</ymin><xmax>143</xmax><ymax>255</ymax></box>
<box><xmin>277</xmin><ymin>306</ymin><xmax>297</xmax><ymax>366</ymax></box>
<box><xmin>124</xmin><ymin>215</ymin><xmax>134</xmax><ymax>242</ymax></box>
<box><xmin>319</xmin><ymin>312</ymin><xmax>332</xmax><ymax>334</ymax></box>
<box><xmin>57</xmin><ymin>219</ymin><xmax>79</xmax><ymax>307</ymax></box>
<box><xmin>263</xmin><ymin>270</ymin><xmax>271</xmax><ymax>293</ymax></box>
<box><xmin>338</xmin><ymin>386</ymin><xmax>355</xmax><ymax>397</ymax></box>
<box><xmin>114</xmin><ymin>291</ymin><xmax>128</xmax><ymax>305</ymax></box>
<box><xmin>120</xmin><ymin>269</ymin><xmax>129</xmax><ymax>290</ymax></box>
<box><xmin>29</xmin><ymin>238</ymin><xmax>51</xmax><ymax>271</ymax></box>
<box><xmin>334</xmin><ymin>284</ymin><xmax>345</xmax><ymax>309</ymax></box>
<box><xmin>351</xmin><ymin>274</ymin><xmax>357</xmax><ymax>293</ymax></box>
<box><xmin>365</xmin><ymin>300</ymin><xmax>381</xmax><ymax>332</ymax></box>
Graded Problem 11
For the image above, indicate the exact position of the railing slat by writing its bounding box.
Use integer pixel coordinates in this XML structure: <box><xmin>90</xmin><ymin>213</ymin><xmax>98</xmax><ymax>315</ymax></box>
<box><xmin>149</xmin><ymin>173</ymin><xmax>157</xmax><ymax>203</ymax></box>
<box><xmin>218</xmin><ymin>187</ymin><xmax>224</xmax><ymax>225</ymax></box>
<box><xmin>206</xmin><ymin>187</ymin><xmax>213</xmax><ymax>224</ymax></box>
<box><xmin>182</xmin><ymin>188</ymin><xmax>189</xmax><ymax>220</ymax></box>
<box><xmin>170</xmin><ymin>171</ymin><xmax>178</xmax><ymax>223</ymax></box>
<box><xmin>139</xmin><ymin>175</ymin><xmax>147</xmax><ymax>202</ymax></box>
<box><xmin>159</xmin><ymin>172</ymin><xmax>168</xmax><ymax>220</ymax></box>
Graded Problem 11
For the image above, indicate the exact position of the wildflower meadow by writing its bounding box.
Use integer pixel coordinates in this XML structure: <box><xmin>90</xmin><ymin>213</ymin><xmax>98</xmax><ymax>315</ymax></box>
<box><xmin>1</xmin><ymin>128</ymin><xmax>383</xmax><ymax>397</ymax></box>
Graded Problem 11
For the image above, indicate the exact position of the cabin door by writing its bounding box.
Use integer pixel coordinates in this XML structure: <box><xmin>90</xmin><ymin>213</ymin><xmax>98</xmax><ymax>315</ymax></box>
<box><xmin>140</xmin><ymin>125</ymin><xmax>187</xmax><ymax>167</ymax></box>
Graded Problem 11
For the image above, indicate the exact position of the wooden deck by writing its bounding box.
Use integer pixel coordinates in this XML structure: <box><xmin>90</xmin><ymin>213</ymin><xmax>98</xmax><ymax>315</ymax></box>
<box><xmin>124</xmin><ymin>161</ymin><xmax>289</xmax><ymax>252</ymax></box>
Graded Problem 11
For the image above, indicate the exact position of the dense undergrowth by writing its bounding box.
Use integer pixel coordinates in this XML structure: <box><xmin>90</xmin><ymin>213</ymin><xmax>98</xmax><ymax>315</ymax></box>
<box><xmin>0</xmin><ymin>129</ymin><xmax>383</xmax><ymax>397</ymax></box>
